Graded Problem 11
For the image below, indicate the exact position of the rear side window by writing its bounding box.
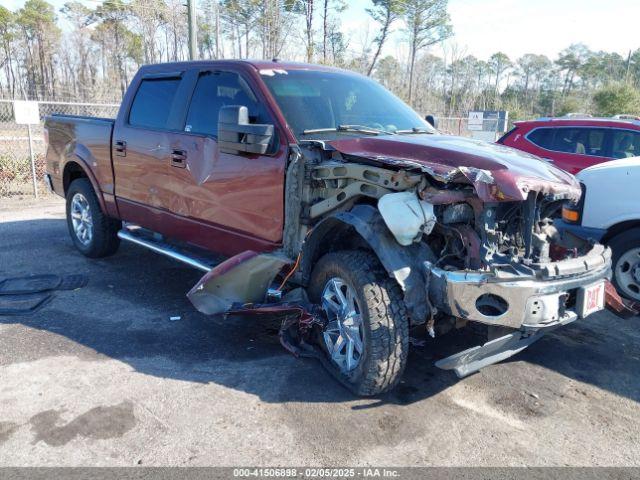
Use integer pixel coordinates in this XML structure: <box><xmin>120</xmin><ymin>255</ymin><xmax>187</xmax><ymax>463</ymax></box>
<box><xmin>527</xmin><ymin>128</ymin><xmax>554</xmax><ymax>149</ymax></box>
<box><xmin>184</xmin><ymin>71</ymin><xmax>266</xmax><ymax>137</ymax></box>
<box><xmin>611</xmin><ymin>130</ymin><xmax>640</xmax><ymax>159</ymax></box>
<box><xmin>129</xmin><ymin>77</ymin><xmax>181</xmax><ymax>129</ymax></box>
<box><xmin>552</xmin><ymin>127</ymin><xmax>608</xmax><ymax>155</ymax></box>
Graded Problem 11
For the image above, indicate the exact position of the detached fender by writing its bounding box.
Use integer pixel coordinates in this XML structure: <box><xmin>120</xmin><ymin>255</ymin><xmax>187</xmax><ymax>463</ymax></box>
<box><xmin>188</xmin><ymin>251</ymin><xmax>290</xmax><ymax>315</ymax></box>
<box><xmin>300</xmin><ymin>204</ymin><xmax>435</xmax><ymax>324</ymax></box>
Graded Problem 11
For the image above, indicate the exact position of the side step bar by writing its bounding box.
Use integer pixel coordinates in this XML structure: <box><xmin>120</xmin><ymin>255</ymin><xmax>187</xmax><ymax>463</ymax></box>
<box><xmin>117</xmin><ymin>228</ymin><xmax>214</xmax><ymax>272</ymax></box>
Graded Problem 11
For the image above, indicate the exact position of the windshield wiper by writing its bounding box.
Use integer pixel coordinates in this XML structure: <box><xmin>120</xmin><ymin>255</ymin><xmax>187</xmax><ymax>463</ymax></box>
<box><xmin>395</xmin><ymin>127</ymin><xmax>435</xmax><ymax>134</ymax></box>
<box><xmin>301</xmin><ymin>124</ymin><xmax>396</xmax><ymax>136</ymax></box>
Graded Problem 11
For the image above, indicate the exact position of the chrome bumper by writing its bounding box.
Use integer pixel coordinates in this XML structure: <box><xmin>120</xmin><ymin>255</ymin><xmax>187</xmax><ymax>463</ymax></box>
<box><xmin>426</xmin><ymin>244</ymin><xmax>612</xmax><ymax>329</ymax></box>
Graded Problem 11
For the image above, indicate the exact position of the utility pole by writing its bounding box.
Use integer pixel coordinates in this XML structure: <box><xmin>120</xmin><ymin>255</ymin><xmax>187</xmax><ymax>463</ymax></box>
<box><xmin>187</xmin><ymin>0</ymin><xmax>198</xmax><ymax>60</ymax></box>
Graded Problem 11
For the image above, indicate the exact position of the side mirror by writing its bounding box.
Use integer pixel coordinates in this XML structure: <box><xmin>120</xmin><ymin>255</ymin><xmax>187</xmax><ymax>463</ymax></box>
<box><xmin>425</xmin><ymin>114</ymin><xmax>438</xmax><ymax>129</ymax></box>
<box><xmin>218</xmin><ymin>105</ymin><xmax>274</xmax><ymax>155</ymax></box>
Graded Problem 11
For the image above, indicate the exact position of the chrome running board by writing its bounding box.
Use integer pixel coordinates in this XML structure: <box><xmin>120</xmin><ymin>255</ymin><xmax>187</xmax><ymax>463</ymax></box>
<box><xmin>117</xmin><ymin>227</ymin><xmax>219</xmax><ymax>273</ymax></box>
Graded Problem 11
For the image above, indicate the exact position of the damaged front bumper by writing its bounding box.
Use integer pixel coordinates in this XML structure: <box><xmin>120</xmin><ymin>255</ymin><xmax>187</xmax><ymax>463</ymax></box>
<box><xmin>427</xmin><ymin>244</ymin><xmax>611</xmax><ymax>329</ymax></box>
<box><xmin>428</xmin><ymin>244</ymin><xmax>612</xmax><ymax>377</ymax></box>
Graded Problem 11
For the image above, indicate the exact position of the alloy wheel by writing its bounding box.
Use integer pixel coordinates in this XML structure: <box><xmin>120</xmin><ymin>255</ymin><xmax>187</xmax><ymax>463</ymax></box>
<box><xmin>321</xmin><ymin>277</ymin><xmax>365</xmax><ymax>373</ymax></box>
<box><xmin>70</xmin><ymin>192</ymin><xmax>93</xmax><ymax>246</ymax></box>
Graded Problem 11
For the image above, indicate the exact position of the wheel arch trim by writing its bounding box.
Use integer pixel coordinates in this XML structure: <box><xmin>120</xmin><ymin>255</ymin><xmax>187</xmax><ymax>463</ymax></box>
<box><xmin>62</xmin><ymin>154</ymin><xmax>107</xmax><ymax>215</ymax></box>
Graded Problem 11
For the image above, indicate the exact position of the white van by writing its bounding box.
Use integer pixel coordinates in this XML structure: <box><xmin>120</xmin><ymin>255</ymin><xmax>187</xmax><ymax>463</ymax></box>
<box><xmin>558</xmin><ymin>157</ymin><xmax>640</xmax><ymax>301</ymax></box>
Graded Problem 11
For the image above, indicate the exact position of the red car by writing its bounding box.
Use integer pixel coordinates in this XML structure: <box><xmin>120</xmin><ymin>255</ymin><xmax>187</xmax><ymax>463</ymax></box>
<box><xmin>498</xmin><ymin>117</ymin><xmax>640</xmax><ymax>174</ymax></box>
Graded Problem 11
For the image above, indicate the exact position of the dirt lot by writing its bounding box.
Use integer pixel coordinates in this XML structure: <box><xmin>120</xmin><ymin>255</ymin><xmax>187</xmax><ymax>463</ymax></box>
<box><xmin>0</xmin><ymin>198</ymin><xmax>639</xmax><ymax>467</ymax></box>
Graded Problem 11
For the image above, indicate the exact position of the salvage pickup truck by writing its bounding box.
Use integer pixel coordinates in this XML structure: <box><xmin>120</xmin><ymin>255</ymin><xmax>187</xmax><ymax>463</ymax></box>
<box><xmin>45</xmin><ymin>60</ymin><xmax>614</xmax><ymax>396</ymax></box>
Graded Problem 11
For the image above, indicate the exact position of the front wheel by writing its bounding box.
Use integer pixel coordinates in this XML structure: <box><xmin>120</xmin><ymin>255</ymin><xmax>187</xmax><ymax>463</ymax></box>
<box><xmin>308</xmin><ymin>250</ymin><xmax>409</xmax><ymax>396</ymax></box>
<box><xmin>609</xmin><ymin>228</ymin><xmax>640</xmax><ymax>302</ymax></box>
<box><xmin>66</xmin><ymin>178</ymin><xmax>121</xmax><ymax>258</ymax></box>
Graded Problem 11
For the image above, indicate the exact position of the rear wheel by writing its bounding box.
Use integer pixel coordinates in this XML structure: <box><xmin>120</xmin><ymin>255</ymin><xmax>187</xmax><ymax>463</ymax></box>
<box><xmin>308</xmin><ymin>250</ymin><xmax>409</xmax><ymax>396</ymax></box>
<box><xmin>66</xmin><ymin>178</ymin><xmax>121</xmax><ymax>258</ymax></box>
<box><xmin>608</xmin><ymin>228</ymin><xmax>640</xmax><ymax>301</ymax></box>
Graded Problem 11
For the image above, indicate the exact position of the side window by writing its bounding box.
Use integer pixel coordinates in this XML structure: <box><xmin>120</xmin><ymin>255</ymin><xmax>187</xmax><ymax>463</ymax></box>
<box><xmin>585</xmin><ymin>129</ymin><xmax>606</xmax><ymax>156</ymax></box>
<box><xmin>129</xmin><ymin>77</ymin><xmax>181</xmax><ymax>129</ymax></box>
<box><xmin>551</xmin><ymin>127</ymin><xmax>600</xmax><ymax>155</ymax></box>
<box><xmin>527</xmin><ymin>128</ymin><xmax>554</xmax><ymax>149</ymax></box>
<box><xmin>184</xmin><ymin>71</ymin><xmax>265</xmax><ymax>137</ymax></box>
<box><xmin>611</xmin><ymin>130</ymin><xmax>640</xmax><ymax>159</ymax></box>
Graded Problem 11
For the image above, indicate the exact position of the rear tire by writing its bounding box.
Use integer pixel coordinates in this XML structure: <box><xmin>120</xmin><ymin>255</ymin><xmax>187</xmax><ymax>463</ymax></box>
<box><xmin>308</xmin><ymin>250</ymin><xmax>409</xmax><ymax>396</ymax></box>
<box><xmin>608</xmin><ymin>228</ymin><xmax>640</xmax><ymax>302</ymax></box>
<box><xmin>66</xmin><ymin>178</ymin><xmax>121</xmax><ymax>258</ymax></box>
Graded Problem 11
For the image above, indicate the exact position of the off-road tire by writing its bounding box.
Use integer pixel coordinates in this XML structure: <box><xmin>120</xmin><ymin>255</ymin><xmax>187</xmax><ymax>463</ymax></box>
<box><xmin>308</xmin><ymin>250</ymin><xmax>409</xmax><ymax>396</ymax></box>
<box><xmin>608</xmin><ymin>228</ymin><xmax>640</xmax><ymax>301</ymax></box>
<box><xmin>66</xmin><ymin>178</ymin><xmax>121</xmax><ymax>258</ymax></box>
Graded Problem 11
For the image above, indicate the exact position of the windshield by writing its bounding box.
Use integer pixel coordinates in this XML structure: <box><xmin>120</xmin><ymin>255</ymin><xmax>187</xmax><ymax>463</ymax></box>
<box><xmin>260</xmin><ymin>69</ymin><xmax>436</xmax><ymax>139</ymax></box>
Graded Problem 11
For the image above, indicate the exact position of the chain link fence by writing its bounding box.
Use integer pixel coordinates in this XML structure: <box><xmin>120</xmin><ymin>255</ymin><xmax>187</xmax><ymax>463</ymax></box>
<box><xmin>0</xmin><ymin>100</ymin><xmax>119</xmax><ymax>200</ymax></box>
<box><xmin>436</xmin><ymin>117</ymin><xmax>472</xmax><ymax>137</ymax></box>
<box><xmin>0</xmin><ymin>98</ymin><xmax>472</xmax><ymax>200</ymax></box>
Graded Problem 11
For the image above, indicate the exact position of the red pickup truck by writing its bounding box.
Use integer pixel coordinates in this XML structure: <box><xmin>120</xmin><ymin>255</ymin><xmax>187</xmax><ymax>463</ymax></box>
<box><xmin>45</xmin><ymin>60</ymin><xmax>614</xmax><ymax>396</ymax></box>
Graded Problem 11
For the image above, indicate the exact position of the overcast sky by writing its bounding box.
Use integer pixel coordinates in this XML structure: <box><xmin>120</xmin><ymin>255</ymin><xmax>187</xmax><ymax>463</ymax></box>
<box><xmin>4</xmin><ymin>0</ymin><xmax>640</xmax><ymax>61</ymax></box>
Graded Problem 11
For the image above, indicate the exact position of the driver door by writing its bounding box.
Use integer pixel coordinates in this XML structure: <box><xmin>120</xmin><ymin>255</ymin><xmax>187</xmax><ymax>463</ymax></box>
<box><xmin>165</xmin><ymin>68</ymin><xmax>287</xmax><ymax>256</ymax></box>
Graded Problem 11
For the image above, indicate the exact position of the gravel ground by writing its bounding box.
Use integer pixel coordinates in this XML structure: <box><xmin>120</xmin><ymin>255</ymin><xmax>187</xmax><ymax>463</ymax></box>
<box><xmin>0</xmin><ymin>198</ymin><xmax>639</xmax><ymax>467</ymax></box>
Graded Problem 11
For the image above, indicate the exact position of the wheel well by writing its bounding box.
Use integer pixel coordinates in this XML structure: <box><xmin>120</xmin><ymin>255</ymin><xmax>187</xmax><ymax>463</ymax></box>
<box><xmin>63</xmin><ymin>161</ymin><xmax>87</xmax><ymax>195</ymax></box>
<box><xmin>300</xmin><ymin>220</ymin><xmax>372</xmax><ymax>286</ymax></box>
<box><xmin>603</xmin><ymin>221</ymin><xmax>640</xmax><ymax>244</ymax></box>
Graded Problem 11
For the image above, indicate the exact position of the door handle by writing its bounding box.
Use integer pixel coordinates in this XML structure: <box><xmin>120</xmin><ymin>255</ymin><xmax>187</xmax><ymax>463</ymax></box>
<box><xmin>171</xmin><ymin>149</ymin><xmax>187</xmax><ymax>168</ymax></box>
<box><xmin>115</xmin><ymin>140</ymin><xmax>127</xmax><ymax>157</ymax></box>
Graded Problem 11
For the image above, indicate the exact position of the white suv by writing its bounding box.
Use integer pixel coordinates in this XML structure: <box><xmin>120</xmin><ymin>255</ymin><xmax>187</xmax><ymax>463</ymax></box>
<box><xmin>558</xmin><ymin>157</ymin><xmax>640</xmax><ymax>301</ymax></box>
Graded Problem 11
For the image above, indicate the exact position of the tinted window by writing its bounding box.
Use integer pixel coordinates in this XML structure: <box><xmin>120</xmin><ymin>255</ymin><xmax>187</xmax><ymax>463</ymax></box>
<box><xmin>611</xmin><ymin>130</ymin><xmax>640</xmax><ymax>159</ymax></box>
<box><xmin>129</xmin><ymin>77</ymin><xmax>181</xmax><ymax>129</ymax></box>
<box><xmin>184</xmin><ymin>71</ymin><xmax>266</xmax><ymax>137</ymax></box>
<box><xmin>527</xmin><ymin>128</ymin><xmax>554</xmax><ymax>149</ymax></box>
<box><xmin>551</xmin><ymin>127</ymin><xmax>608</xmax><ymax>155</ymax></box>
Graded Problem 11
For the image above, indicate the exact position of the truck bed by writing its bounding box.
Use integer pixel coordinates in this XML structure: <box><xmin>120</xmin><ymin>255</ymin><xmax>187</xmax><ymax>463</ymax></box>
<box><xmin>44</xmin><ymin>114</ymin><xmax>116</xmax><ymax>198</ymax></box>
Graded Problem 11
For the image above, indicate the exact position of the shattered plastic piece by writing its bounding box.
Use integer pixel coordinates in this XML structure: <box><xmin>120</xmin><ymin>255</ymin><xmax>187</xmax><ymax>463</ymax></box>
<box><xmin>169</xmin><ymin>316</ymin><xmax>181</xmax><ymax>321</ymax></box>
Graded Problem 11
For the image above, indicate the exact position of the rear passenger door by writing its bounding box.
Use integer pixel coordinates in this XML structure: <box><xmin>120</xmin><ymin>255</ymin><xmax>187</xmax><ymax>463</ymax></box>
<box><xmin>112</xmin><ymin>71</ymin><xmax>190</xmax><ymax>231</ymax></box>
<box><xmin>165</xmin><ymin>68</ymin><xmax>287</xmax><ymax>256</ymax></box>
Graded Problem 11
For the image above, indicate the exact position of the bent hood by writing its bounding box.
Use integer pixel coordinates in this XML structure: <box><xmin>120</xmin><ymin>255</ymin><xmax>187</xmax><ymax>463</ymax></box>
<box><xmin>328</xmin><ymin>134</ymin><xmax>581</xmax><ymax>202</ymax></box>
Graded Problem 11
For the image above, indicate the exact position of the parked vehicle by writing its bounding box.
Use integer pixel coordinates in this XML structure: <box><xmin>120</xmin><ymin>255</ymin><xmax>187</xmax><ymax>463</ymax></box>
<box><xmin>498</xmin><ymin>117</ymin><xmax>640</xmax><ymax>174</ymax></box>
<box><xmin>557</xmin><ymin>157</ymin><xmax>640</xmax><ymax>302</ymax></box>
<box><xmin>45</xmin><ymin>60</ymin><xmax>614</xmax><ymax>395</ymax></box>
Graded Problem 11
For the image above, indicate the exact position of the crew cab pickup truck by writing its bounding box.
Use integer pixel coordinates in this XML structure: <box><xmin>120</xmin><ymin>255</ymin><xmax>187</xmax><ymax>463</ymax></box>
<box><xmin>45</xmin><ymin>60</ymin><xmax>613</xmax><ymax>396</ymax></box>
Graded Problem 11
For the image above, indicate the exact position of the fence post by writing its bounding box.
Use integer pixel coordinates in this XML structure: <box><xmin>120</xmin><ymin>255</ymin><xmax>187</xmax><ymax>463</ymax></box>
<box><xmin>27</xmin><ymin>123</ymin><xmax>38</xmax><ymax>198</ymax></box>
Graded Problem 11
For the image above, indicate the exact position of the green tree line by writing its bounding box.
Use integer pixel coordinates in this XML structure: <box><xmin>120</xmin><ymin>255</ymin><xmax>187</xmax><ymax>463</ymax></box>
<box><xmin>0</xmin><ymin>0</ymin><xmax>639</xmax><ymax>119</ymax></box>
